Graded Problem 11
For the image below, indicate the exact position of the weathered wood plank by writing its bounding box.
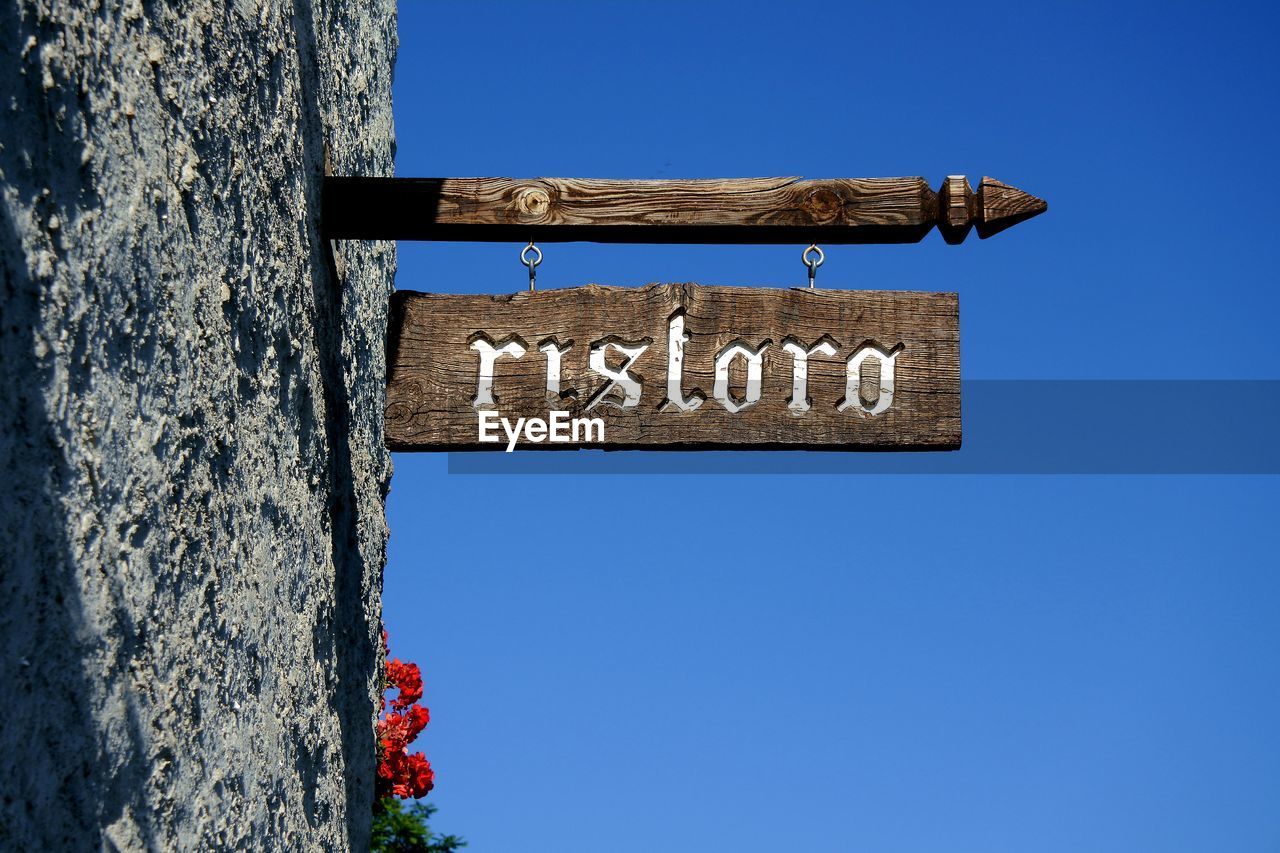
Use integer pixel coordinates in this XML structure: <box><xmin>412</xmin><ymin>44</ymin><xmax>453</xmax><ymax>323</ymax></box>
<box><xmin>386</xmin><ymin>284</ymin><xmax>961</xmax><ymax>451</ymax></box>
<box><xmin>325</xmin><ymin>176</ymin><xmax>1045</xmax><ymax>244</ymax></box>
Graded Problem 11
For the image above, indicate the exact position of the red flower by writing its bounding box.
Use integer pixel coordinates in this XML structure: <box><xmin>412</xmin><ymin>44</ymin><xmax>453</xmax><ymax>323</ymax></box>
<box><xmin>388</xmin><ymin>752</ymin><xmax>434</xmax><ymax>798</ymax></box>
<box><xmin>404</xmin><ymin>752</ymin><xmax>435</xmax><ymax>797</ymax></box>
<box><xmin>379</xmin><ymin>747</ymin><xmax>405</xmax><ymax>780</ymax></box>
<box><xmin>386</xmin><ymin>658</ymin><xmax>423</xmax><ymax>710</ymax></box>
<box><xmin>376</xmin><ymin>631</ymin><xmax>435</xmax><ymax>801</ymax></box>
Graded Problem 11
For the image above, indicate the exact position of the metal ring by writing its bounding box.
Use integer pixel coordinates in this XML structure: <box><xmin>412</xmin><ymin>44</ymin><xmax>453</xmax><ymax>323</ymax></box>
<box><xmin>802</xmin><ymin>244</ymin><xmax>825</xmax><ymax>270</ymax></box>
<box><xmin>521</xmin><ymin>241</ymin><xmax>543</xmax><ymax>269</ymax></box>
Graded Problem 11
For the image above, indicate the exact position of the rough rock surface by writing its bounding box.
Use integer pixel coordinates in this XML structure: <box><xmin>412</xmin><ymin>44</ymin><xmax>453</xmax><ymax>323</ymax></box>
<box><xmin>0</xmin><ymin>1</ymin><xmax>396</xmax><ymax>849</ymax></box>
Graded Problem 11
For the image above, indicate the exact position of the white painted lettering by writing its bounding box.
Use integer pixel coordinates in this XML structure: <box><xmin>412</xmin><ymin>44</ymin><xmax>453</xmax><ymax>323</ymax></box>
<box><xmin>471</xmin><ymin>337</ymin><xmax>526</xmax><ymax>407</ymax></box>
<box><xmin>662</xmin><ymin>312</ymin><xmax>702</xmax><ymax>411</ymax></box>
<box><xmin>586</xmin><ymin>340</ymin><xmax>649</xmax><ymax>410</ymax></box>
<box><xmin>782</xmin><ymin>337</ymin><xmax>838</xmax><ymax>413</ymax></box>
<box><xmin>838</xmin><ymin>343</ymin><xmax>901</xmax><ymax>415</ymax></box>
<box><xmin>539</xmin><ymin>339</ymin><xmax>572</xmax><ymax>398</ymax></box>
<box><xmin>712</xmin><ymin>340</ymin><xmax>770</xmax><ymax>413</ymax></box>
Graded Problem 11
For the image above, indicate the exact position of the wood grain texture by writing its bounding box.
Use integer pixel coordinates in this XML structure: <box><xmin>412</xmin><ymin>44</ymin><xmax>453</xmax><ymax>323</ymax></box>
<box><xmin>325</xmin><ymin>176</ymin><xmax>1045</xmax><ymax>244</ymax></box>
<box><xmin>938</xmin><ymin>175</ymin><xmax>978</xmax><ymax>244</ymax></box>
<box><xmin>976</xmin><ymin>177</ymin><xmax>1050</xmax><ymax>238</ymax></box>
<box><xmin>387</xmin><ymin>284</ymin><xmax>960</xmax><ymax>451</ymax></box>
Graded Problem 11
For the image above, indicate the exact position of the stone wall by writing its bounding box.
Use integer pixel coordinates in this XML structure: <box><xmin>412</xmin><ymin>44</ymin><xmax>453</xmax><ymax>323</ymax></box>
<box><xmin>0</xmin><ymin>1</ymin><xmax>396</xmax><ymax>848</ymax></box>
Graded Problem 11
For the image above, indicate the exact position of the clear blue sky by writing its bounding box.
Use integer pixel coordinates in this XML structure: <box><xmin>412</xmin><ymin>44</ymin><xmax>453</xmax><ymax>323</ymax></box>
<box><xmin>383</xmin><ymin>2</ymin><xmax>1280</xmax><ymax>850</ymax></box>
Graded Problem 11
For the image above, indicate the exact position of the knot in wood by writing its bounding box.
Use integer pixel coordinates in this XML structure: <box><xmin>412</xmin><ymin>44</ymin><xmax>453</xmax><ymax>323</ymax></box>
<box><xmin>801</xmin><ymin>187</ymin><xmax>842</xmax><ymax>225</ymax></box>
<box><xmin>514</xmin><ymin>186</ymin><xmax>552</xmax><ymax>220</ymax></box>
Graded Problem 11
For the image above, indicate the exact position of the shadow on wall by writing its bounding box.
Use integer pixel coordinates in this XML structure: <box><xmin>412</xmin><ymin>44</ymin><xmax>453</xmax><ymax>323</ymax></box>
<box><xmin>0</xmin><ymin>108</ymin><xmax>159</xmax><ymax>853</ymax></box>
<box><xmin>293</xmin><ymin>0</ymin><xmax>381</xmax><ymax>848</ymax></box>
<box><xmin>1</xmin><ymin>0</ymin><xmax>389</xmax><ymax>847</ymax></box>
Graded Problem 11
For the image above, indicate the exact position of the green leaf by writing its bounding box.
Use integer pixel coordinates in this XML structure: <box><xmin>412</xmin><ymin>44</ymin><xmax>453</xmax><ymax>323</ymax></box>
<box><xmin>371</xmin><ymin>798</ymin><xmax>467</xmax><ymax>853</ymax></box>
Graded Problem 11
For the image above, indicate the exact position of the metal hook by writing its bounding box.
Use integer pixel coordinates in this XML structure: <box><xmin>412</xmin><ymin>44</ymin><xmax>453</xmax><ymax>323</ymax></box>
<box><xmin>521</xmin><ymin>240</ymin><xmax>543</xmax><ymax>292</ymax></box>
<box><xmin>802</xmin><ymin>244</ymin><xmax>824</xmax><ymax>289</ymax></box>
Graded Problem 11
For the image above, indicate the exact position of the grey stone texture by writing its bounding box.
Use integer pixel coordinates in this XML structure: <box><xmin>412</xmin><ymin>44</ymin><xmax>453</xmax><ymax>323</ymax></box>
<box><xmin>0</xmin><ymin>0</ymin><xmax>396</xmax><ymax>849</ymax></box>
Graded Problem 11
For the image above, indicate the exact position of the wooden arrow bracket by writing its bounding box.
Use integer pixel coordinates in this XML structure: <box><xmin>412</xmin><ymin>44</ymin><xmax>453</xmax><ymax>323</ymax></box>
<box><xmin>322</xmin><ymin>175</ymin><xmax>1046</xmax><ymax>245</ymax></box>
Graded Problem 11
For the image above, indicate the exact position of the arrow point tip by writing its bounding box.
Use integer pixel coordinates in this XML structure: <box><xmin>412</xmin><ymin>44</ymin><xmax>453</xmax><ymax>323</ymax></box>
<box><xmin>975</xmin><ymin>177</ymin><xmax>1047</xmax><ymax>238</ymax></box>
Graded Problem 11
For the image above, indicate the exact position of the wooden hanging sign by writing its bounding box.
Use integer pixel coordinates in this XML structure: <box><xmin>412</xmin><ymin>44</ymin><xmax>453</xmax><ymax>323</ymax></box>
<box><xmin>386</xmin><ymin>284</ymin><xmax>960</xmax><ymax>451</ymax></box>
<box><xmin>326</xmin><ymin>173</ymin><xmax>1044</xmax><ymax>451</ymax></box>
